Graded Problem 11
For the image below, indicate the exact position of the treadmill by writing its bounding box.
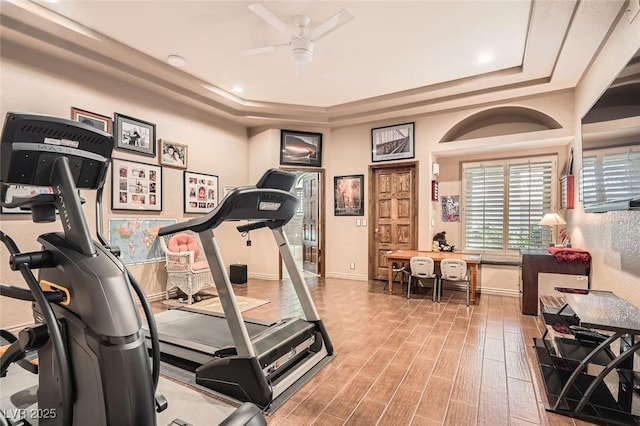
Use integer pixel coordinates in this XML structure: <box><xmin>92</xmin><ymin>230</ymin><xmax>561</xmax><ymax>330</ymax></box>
<box><xmin>149</xmin><ymin>169</ymin><xmax>333</xmax><ymax>409</ymax></box>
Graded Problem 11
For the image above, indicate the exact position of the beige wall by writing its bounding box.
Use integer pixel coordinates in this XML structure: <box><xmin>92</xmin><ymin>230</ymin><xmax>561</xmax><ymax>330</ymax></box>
<box><xmin>571</xmin><ymin>8</ymin><xmax>640</xmax><ymax>308</ymax></box>
<box><xmin>0</xmin><ymin>48</ymin><xmax>248</xmax><ymax>329</ymax></box>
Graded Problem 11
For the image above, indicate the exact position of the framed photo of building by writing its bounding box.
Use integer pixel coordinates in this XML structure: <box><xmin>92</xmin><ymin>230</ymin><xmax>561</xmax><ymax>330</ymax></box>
<box><xmin>280</xmin><ymin>130</ymin><xmax>323</xmax><ymax>167</ymax></box>
<box><xmin>159</xmin><ymin>139</ymin><xmax>188</xmax><ymax>169</ymax></box>
<box><xmin>184</xmin><ymin>171</ymin><xmax>219</xmax><ymax>214</ymax></box>
<box><xmin>71</xmin><ymin>107</ymin><xmax>113</xmax><ymax>134</ymax></box>
<box><xmin>114</xmin><ymin>113</ymin><xmax>156</xmax><ymax>157</ymax></box>
<box><xmin>334</xmin><ymin>174</ymin><xmax>364</xmax><ymax>216</ymax></box>
<box><xmin>371</xmin><ymin>122</ymin><xmax>415</xmax><ymax>162</ymax></box>
<box><xmin>111</xmin><ymin>158</ymin><xmax>162</xmax><ymax>211</ymax></box>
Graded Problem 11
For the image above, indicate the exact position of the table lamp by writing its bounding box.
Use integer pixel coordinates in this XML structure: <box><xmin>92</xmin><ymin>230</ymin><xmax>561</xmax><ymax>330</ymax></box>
<box><xmin>538</xmin><ymin>212</ymin><xmax>566</xmax><ymax>246</ymax></box>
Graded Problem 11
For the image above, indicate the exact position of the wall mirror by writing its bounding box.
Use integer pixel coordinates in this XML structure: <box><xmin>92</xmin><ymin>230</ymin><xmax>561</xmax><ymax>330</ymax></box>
<box><xmin>581</xmin><ymin>48</ymin><xmax>640</xmax><ymax>212</ymax></box>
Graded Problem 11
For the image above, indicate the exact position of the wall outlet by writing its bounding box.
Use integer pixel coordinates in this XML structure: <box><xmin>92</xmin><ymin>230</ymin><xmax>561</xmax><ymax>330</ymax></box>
<box><xmin>349</xmin><ymin>262</ymin><xmax>356</xmax><ymax>270</ymax></box>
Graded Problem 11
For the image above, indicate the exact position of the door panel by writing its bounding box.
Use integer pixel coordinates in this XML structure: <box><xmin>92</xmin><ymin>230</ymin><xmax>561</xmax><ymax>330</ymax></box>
<box><xmin>302</xmin><ymin>173</ymin><xmax>319</xmax><ymax>274</ymax></box>
<box><xmin>370</xmin><ymin>164</ymin><xmax>417</xmax><ymax>280</ymax></box>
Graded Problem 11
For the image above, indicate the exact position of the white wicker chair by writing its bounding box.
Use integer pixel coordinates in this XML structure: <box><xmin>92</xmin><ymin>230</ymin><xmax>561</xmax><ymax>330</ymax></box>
<box><xmin>158</xmin><ymin>231</ymin><xmax>214</xmax><ymax>304</ymax></box>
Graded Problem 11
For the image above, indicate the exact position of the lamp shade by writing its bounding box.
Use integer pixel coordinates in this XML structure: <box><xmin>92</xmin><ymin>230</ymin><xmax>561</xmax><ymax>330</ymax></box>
<box><xmin>538</xmin><ymin>212</ymin><xmax>566</xmax><ymax>226</ymax></box>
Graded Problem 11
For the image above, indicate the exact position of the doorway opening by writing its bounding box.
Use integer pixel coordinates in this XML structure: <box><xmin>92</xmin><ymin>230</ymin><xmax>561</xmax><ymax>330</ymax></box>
<box><xmin>280</xmin><ymin>169</ymin><xmax>324</xmax><ymax>280</ymax></box>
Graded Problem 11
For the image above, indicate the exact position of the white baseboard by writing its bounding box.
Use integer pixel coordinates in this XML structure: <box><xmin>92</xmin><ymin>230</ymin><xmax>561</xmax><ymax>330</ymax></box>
<box><xmin>476</xmin><ymin>286</ymin><xmax>519</xmax><ymax>297</ymax></box>
<box><xmin>325</xmin><ymin>272</ymin><xmax>368</xmax><ymax>281</ymax></box>
<box><xmin>248</xmin><ymin>272</ymin><xmax>279</xmax><ymax>280</ymax></box>
<box><xmin>147</xmin><ymin>291</ymin><xmax>168</xmax><ymax>302</ymax></box>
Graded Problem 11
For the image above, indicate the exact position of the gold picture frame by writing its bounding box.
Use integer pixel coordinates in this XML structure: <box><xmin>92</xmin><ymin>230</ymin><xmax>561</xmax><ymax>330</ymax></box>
<box><xmin>159</xmin><ymin>139</ymin><xmax>188</xmax><ymax>169</ymax></box>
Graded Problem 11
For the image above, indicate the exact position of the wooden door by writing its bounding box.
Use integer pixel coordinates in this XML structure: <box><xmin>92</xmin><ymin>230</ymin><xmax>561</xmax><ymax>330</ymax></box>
<box><xmin>302</xmin><ymin>173</ymin><xmax>320</xmax><ymax>275</ymax></box>
<box><xmin>370</xmin><ymin>163</ymin><xmax>417</xmax><ymax>280</ymax></box>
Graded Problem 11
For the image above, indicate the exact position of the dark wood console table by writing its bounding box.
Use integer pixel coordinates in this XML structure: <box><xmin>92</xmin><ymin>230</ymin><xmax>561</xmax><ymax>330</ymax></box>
<box><xmin>520</xmin><ymin>248</ymin><xmax>590</xmax><ymax>315</ymax></box>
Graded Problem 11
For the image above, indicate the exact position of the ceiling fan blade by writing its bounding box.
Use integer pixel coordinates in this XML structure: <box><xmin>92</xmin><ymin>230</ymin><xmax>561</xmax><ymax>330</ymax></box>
<box><xmin>240</xmin><ymin>43</ymin><xmax>288</xmax><ymax>56</ymax></box>
<box><xmin>307</xmin><ymin>8</ymin><xmax>355</xmax><ymax>42</ymax></box>
<box><xmin>248</xmin><ymin>3</ymin><xmax>298</xmax><ymax>38</ymax></box>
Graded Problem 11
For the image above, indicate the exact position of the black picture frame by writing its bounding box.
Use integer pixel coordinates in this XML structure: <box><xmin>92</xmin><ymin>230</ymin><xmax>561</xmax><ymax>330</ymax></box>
<box><xmin>280</xmin><ymin>129</ymin><xmax>323</xmax><ymax>167</ymax></box>
<box><xmin>371</xmin><ymin>122</ymin><xmax>415</xmax><ymax>162</ymax></box>
<box><xmin>111</xmin><ymin>158</ymin><xmax>162</xmax><ymax>211</ymax></box>
<box><xmin>114</xmin><ymin>113</ymin><xmax>156</xmax><ymax>157</ymax></box>
<box><xmin>184</xmin><ymin>171</ymin><xmax>219</xmax><ymax>214</ymax></box>
<box><xmin>334</xmin><ymin>174</ymin><xmax>364</xmax><ymax>216</ymax></box>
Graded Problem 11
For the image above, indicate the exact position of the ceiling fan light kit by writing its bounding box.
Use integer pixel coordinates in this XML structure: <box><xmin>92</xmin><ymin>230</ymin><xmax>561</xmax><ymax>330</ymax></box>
<box><xmin>291</xmin><ymin>38</ymin><xmax>314</xmax><ymax>64</ymax></box>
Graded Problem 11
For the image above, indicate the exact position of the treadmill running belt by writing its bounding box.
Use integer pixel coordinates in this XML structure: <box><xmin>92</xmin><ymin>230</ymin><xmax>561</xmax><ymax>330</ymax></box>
<box><xmin>154</xmin><ymin>309</ymin><xmax>271</xmax><ymax>350</ymax></box>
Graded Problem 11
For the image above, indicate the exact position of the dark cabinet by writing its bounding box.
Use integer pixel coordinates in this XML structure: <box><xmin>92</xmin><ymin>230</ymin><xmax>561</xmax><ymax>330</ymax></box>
<box><xmin>520</xmin><ymin>248</ymin><xmax>590</xmax><ymax>315</ymax></box>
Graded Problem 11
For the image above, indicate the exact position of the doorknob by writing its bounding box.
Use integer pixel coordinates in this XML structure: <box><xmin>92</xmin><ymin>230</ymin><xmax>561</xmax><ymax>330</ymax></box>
<box><xmin>374</xmin><ymin>228</ymin><xmax>379</xmax><ymax>233</ymax></box>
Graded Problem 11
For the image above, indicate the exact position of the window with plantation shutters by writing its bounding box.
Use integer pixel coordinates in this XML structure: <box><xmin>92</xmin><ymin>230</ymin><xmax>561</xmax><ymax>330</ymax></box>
<box><xmin>462</xmin><ymin>156</ymin><xmax>557</xmax><ymax>253</ymax></box>
<box><xmin>463</xmin><ymin>163</ymin><xmax>505</xmax><ymax>251</ymax></box>
<box><xmin>583</xmin><ymin>148</ymin><xmax>640</xmax><ymax>205</ymax></box>
<box><xmin>507</xmin><ymin>160</ymin><xmax>554</xmax><ymax>249</ymax></box>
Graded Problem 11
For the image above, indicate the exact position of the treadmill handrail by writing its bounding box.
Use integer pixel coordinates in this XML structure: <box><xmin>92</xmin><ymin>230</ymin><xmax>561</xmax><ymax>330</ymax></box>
<box><xmin>158</xmin><ymin>186</ymin><xmax>298</xmax><ymax>236</ymax></box>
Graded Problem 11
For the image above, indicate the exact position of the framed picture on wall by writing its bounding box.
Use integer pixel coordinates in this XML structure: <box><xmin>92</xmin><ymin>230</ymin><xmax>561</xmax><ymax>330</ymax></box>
<box><xmin>184</xmin><ymin>171</ymin><xmax>219</xmax><ymax>214</ymax></box>
<box><xmin>108</xmin><ymin>218</ymin><xmax>177</xmax><ymax>265</ymax></box>
<box><xmin>334</xmin><ymin>174</ymin><xmax>364</xmax><ymax>216</ymax></box>
<box><xmin>1</xmin><ymin>185</ymin><xmax>54</xmax><ymax>214</ymax></box>
<box><xmin>111</xmin><ymin>158</ymin><xmax>162</xmax><ymax>211</ymax></box>
<box><xmin>441</xmin><ymin>195</ymin><xmax>460</xmax><ymax>222</ymax></box>
<box><xmin>71</xmin><ymin>107</ymin><xmax>113</xmax><ymax>134</ymax></box>
<box><xmin>114</xmin><ymin>113</ymin><xmax>156</xmax><ymax>157</ymax></box>
<box><xmin>159</xmin><ymin>139</ymin><xmax>188</xmax><ymax>169</ymax></box>
<box><xmin>371</xmin><ymin>122</ymin><xmax>415</xmax><ymax>162</ymax></box>
<box><xmin>280</xmin><ymin>130</ymin><xmax>323</xmax><ymax>167</ymax></box>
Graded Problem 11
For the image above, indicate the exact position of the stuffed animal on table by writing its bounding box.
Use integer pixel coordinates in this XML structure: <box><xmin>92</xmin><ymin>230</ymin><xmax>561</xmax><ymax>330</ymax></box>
<box><xmin>432</xmin><ymin>231</ymin><xmax>455</xmax><ymax>252</ymax></box>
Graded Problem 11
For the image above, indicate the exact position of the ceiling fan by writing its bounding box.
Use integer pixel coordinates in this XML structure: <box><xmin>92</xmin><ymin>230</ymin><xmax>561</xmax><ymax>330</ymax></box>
<box><xmin>243</xmin><ymin>3</ymin><xmax>355</xmax><ymax>69</ymax></box>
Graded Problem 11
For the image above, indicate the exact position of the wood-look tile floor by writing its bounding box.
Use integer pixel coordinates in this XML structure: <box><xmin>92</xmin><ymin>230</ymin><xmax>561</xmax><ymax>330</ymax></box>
<box><xmin>155</xmin><ymin>277</ymin><xmax>600</xmax><ymax>426</ymax></box>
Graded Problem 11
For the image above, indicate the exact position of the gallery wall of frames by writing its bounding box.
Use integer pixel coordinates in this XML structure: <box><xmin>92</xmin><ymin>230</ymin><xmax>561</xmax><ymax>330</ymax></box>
<box><xmin>3</xmin><ymin>107</ymin><xmax>421</xmax><ymax>225</ymax></box>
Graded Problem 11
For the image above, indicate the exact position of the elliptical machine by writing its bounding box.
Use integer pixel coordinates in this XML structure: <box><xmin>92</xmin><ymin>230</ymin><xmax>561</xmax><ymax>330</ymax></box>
<box><xmin>0</xmin><ymin>113</ymin><xmax>265</xmax><ymax>426</ymax></box>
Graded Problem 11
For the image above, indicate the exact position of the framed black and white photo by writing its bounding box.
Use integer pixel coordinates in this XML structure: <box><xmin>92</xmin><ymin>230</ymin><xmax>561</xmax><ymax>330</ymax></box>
<box><xmin>371</xmin><ymin>122</ymin><xmax>415</xmax><ymax>162</ymax></box>
<box><xmin>159</xmin><ymin>139</ymin><xmax>188</xmax><ymax>169</ymax></box>
<box><xmin>71</xmin><ymin>107</ymin><xmax>113</xmax><ymax>134</ymax></box>
<box><xmin>334</xmin><ymin>174</ymin><xmax>364</xmax><ymax>216</ymax></box>
<box><xmin>111</xmin><ymin>158</ymin><xmax>162</xmax><ymax>211</ymax></box>
<box><xmin>280</xmin><ymin>130</ymin><xmax>323</xmax><ymax>167</ymax></box>
<box><xmin>184</xmin><ymin>171</ymin><xmax>219</xmax><ymax>214</ymax></box>
<box><xmin>114</xmin><ymin>113</ymin><xmax>156</xmax><ymax>157</ymax></box>
<box><xmin>1</xmin><ymin>185</ymin><xmax>54</xmax><ymax>214</ymax></box>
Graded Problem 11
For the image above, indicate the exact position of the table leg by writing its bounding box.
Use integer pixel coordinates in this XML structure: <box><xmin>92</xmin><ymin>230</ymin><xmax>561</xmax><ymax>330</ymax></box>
<box><xmin>470</xmin><ymin>265</ymin><xmax>478</xmax><ymax>304</ymax></box>
<box><xmin>387</xmin><ymin>262</ymin><xmax>393</xmax><ymax>294</ymax></box>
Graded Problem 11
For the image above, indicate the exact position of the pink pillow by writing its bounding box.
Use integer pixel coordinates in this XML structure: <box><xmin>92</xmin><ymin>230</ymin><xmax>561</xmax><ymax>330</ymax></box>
<box><xmin>167</xmin><ymin>233</ymin><xmax>199</xmax><ymax>258</ymax></box>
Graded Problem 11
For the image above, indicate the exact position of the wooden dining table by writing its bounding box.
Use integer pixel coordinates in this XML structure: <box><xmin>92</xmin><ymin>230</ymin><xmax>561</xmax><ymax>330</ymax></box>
<box><xmin>383</xmin><ymin>250</ymin><xmax>482</xmax><ymax>304</ymax></box>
